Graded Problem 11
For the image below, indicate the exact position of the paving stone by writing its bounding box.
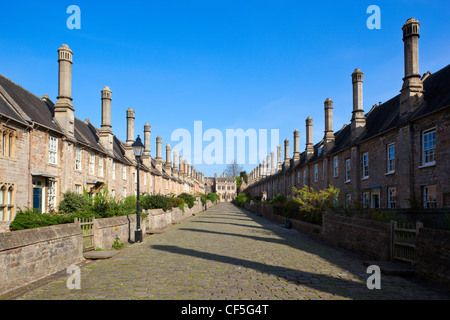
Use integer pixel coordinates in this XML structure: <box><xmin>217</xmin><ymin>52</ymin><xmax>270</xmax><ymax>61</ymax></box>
<box><xmin>14</xmin><ymin>203</ymin><xmax>450</xmax><ymax>300</ymax></box>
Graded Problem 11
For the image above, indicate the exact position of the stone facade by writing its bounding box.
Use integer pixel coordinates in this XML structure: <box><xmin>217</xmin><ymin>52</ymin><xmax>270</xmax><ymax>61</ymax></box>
<box><xmin>205</xmin><ymin>173</ymin><xmax>237</xmax><ymax>202</ymax></box>
<box><xmin>0</xmin><ymin>44</ymin><xmax>206</xmax><ymax>230</ymax></box>
<box><xmin>245</xmin><ymin>18</ymin><xmax>450</xmax><ymax>211</ymax></box>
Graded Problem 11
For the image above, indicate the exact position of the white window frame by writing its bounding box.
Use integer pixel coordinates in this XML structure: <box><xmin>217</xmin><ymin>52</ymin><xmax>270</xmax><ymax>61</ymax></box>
<box><xmin>423</xmin><ymin>185</ymin><xmax>437</xmax><ymax>208</ymax></box>
<box><xmin>75</xmin><ymin>147</ymin><xmax>82</xmax><ymax>171</ymax></box>
<box><xmin>345</xmin><ymin>159</ymin><xmax>351</xmax><ymax>182</ymax></box>
<box><xmin>112</xmin><ymin>159</ymin><xmax>116</xmax><ymax>180</ymax></box>
<box><xmin>333</xmin><ymin>156</ymin><xmax>339</xmax><ymax>177</ymax></box>
<box><xmin>362</xmin><ymin>153</ymin><xmax>369</xmax><ymax>179</ymax></box>
<box><xmin>422</xmin><ymin>129</ymin><xmax>436</xmax><ymax>166</ymax></box>
<box><xmin>75</xmin><ymin>184</ymin><xmax>82</xmax><ymax>194</ymax></box>
<box><xmin>48</xmin><ymin>136</ymin><xmax>58</xmax><ymax>165</ymax></box>
<box><xmin>98</xmin><ymin>156</ymin><xmax>104</xmax><ymax>177</ymax></box>
<box><xmin>123</xmin><ymin>165</ymin><xmax>127</xmax><ymax>180</ymax></box>
<box><xmin>388</xmin><ymin>187</ymin><xmax>397</xmax><ymax>209</ymax></box>
<box><xmin>387</xmin><ymin>143</ymin><xmax>395</xmax><ymax>173</ymax></box>
<box><xmin>314</xmin><ymin>164</ymin><xmax>318</xmax><ymax>182</ymax></box>
<box><xmin>47</xmin><ymin>180</ymin><xmax>57</xmax><ymax>212</ymax></box>
<box><xmin>362</xmin><ymin>192</ymin><xmax>369</xmax><ymax>209</ymax></box>
<box><xmin>89</xmin><ymin>152</ymin><xmax>95</xmax><ymax>175</ymax></box>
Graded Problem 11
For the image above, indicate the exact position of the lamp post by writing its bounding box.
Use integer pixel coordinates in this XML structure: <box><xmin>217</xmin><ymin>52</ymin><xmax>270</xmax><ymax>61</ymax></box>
<box><xmin>132</xmin><ymin>135</ymin><xmax>144</xmax><ymax>243</ymax></box>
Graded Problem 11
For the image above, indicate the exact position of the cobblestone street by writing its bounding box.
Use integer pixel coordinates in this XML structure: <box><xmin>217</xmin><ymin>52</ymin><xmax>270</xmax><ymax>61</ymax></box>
<box><xmin>15</xmin><ymin>203</ymin><xmax>450</xmax><ymax>300</ymax></box>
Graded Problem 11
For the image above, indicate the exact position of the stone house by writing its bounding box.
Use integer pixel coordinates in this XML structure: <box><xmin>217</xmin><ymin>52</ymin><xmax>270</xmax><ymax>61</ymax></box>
<box><xmin>0</xmin><ymin>44</ymin><xmax>205</xmax><ymax>231</ymax></box>
<box><xmin>245</xmin><ymin>18</ymin><xmax>450</xmax><ymax>210</ymax></box>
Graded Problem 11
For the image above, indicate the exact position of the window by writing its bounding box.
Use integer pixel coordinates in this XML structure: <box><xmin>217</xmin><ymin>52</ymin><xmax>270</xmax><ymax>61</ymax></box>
<box><xmin>123</xmin><ymin>188</ymin><xmax>127</xmax><ymax>198</ymax></box>
<box><xmin>98</xmin><ymin>156</ymin><xmax>104</xmax><ymax>177</ymax></box>
<box><xmin>345</xmin><ymin>159</ymin><xmax>351</xmax><ymax>182</ymax></box>
<box><xmin>333</xmin><ymin>156</ymin><xmax>339</xmax><ymax>177</ymax></box>
<box><xmin>303</xmin><ymin>169</ymin><xmax>307</xmax><ymax>185</ymax></box>
<box><xmin>388</xmin><ymin>187</ymin><xmax>397</xmax><ymax>209</ymax></box>
<box><xmin>0</xmin><ymin>184</ymin><xmax>15</xmax><ymax>221</ymax></box>
<box><xmin>314</xmin><ymin>164</ymin><xmax>318</xmax><ymax>182</ymax></box>
<box><xmin>422</xmin><ymin>129</ymin><xmax>436</xmax><ymax>165</ymax></box>
<box><xmin>387</xmin><ymin>143</ymin><xmax>395</xmax><ymax>173</ymax></box>
<box><xmin>111</xmin><ymin>189</ymin><xmax>116</xmax><ymax>199</ymax></box>
<box><xmin>322</xmin><ymin>159</ymin><xmax>327</xmax><ymax>180</ymax></box>
<box><xmin>345</xmin><ymin>194</ymin><xmax>352</xmax><ymax>207</ymax></box>
<box><xmin>48</xmin><ymin>136</ymin><xmax>58</xmax><ymax>165</ymax></box>
<box><xmin>144</xmin><ymin>172</ymin><xmax>147</xmax><ymax>186</ymax></box>
<box><xmin>47</xmin><ymin>180</ymin><xmax>57</xmax><ymax>213</ymax></box>
<box><xmin>75</xmin><ymin>184</ymin><xmax>82</xmax><ymax>194</ymax></box>
<box><xmin>362</xmin><ymin>153</ymin><xmax>369</xmax><ymax>178</ymax></box>
<box><xmin>75</xmin><ymin>147</ymin><xmax>82</xmax><ymax>171</ymax></box>
<box><xmin>1</xmin><ymin>127</ymin><xmax>15</xmax><ymax>158</ymax></box>
<box><xmin>89</xmin><ymin>152</ymin><xmax>95</xmax><ymax>175</ymax></box>
<box><xmin>297</xmin><ymin>172</ymin><xmax>300</xmax><ymax>184</ymax></box>
<box><xmin>423</xmin><ymin>185</ymin><xmax>437</xmax><ymax>208</ymax></box>
<box><xmin>112</xmin><ymin>160</ymin><xmax>116</xmax><ymax>180</ymax></box>
<box><xmin>123</xmin><ymin>165</ymin><xmax>127</xmax><ymax>180</ymax></box>
<box><xmin>362</xmin><ymin>192</ymin><xmax>369</xmax><ymax>209</ymax></box>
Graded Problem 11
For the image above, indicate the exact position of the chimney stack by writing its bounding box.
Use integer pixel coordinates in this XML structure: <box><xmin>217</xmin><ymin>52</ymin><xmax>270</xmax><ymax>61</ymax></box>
<box><xmin>271</xmin><ymin>151</ymin><xmax>275</xmax><ymax>175</ymax></box>
<box><xmin>284</xmin><ymin>139</ymin><xmax>290</xmax><ymax>168</ymax></box>
<box><xmin>293</xmin><ymin>129</ymin><xmax>300</xmax><ymax>161</ymax></box>
<box><xmin>351</xmin><ymin>69</ymin><xmax>366</xmax><ymax>140</ymax></box>
<box><xmin>173</xmin><ymin>150</ymin><xmax>179</xmax><ymax>174</ymax></box>
<box><xmin>277</xmin><ymin>145</ymin><xmax>282</xmax><ymax>171</ymax></box>
<box><xmin>98</xmin><ymin>86</ymin><xmax>114</xmax><ymax>154</ymax></box>
<box><xmin>126</xmin><ymin>108</ymin><xmax>135</xmax><ymax>146</ymax></box>
<box><xmin>306</xmin><ymin>117</ymin><xmax>314</xmax><ymax>159</ymax></box>
<box><xmin>400</xmin><ymin>17</ymin><xmax>424</xmax><ymax>115</ymax></box>
<box><xmin>155</xmin><ymin>136</ymin><xmax>162</xmax><ymax>171</ymax></box>
<box><xmin>54</xmin><ymin>44</ymin><xmax>75</xmax><ymax>138</ymax></box>
<box><xmin>324</xmin><ymin>98</ymin><xmax>335</xmax><ymax>151</ymax></box>
<box><xmin>164</xmin><ymin>144</ymin><xmax>172</xmax><ymax>173</ymax></box>
<box><xmin>144</xmin><ymin>123</ymin><xmax>151</xmax><ymax>157</ymax></box>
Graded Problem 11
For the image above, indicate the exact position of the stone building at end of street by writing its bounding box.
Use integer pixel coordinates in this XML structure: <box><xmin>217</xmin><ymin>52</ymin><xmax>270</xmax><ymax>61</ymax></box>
<box><xmin>245</xmin><ymin>18</ymin><xmax>450</xmax><ymax>211</ymax></box>
<box><xmin>0</xmin><ymin>44</ymin><xmax>206</xmax><ymax>232</ymax></box>
<box><xmin>204</xmin><ymin>173</ymin><xmax>237</xmax><ymax>202</ymax></box>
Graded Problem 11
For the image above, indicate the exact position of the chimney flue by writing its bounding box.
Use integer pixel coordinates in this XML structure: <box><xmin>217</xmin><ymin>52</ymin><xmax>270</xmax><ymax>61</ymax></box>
<box><xmin>306</xmin><ymin>117</ymin><xmax>314</xmax><ymax>159</ymax></box>
<box><xmin>126</xmin><ymin>108</ymin><xmax>135</xmax><ymax>146</ymax></box>
<box><xmin>293</xmin><ymin>129</ymin><xmax>300</xmax><ymax>161</ymax></box>
<box><xmin>144</xmin><ymin>123</ymin><xmax>151</xmax><ymax>156</ymax></box>
<box><xmin>351</xmin><ymin>69</ymin><xmax>366</xmax><ymax>139</ymax></box>
<box><xmin>400</xmin><ymin>17</ymin><xmax>424</xmax><ymax>114</ymax></box>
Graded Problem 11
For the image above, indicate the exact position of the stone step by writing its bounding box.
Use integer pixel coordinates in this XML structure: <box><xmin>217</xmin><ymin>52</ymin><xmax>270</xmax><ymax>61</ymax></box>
<box><xmin>83</xmin><ymin>250</ymin><xmax>120</xmax><ymax>260</ymax></box>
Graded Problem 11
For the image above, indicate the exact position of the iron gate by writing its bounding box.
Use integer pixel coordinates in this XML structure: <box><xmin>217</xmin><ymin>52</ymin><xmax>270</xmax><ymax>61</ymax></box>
<box><xmin>75</xmin><ymin>217</ymin><xmax>95</xmax><ymax>252</ymax></box>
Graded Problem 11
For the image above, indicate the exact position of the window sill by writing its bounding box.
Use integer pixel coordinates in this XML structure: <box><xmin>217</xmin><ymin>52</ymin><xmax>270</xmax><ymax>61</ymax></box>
<box><xmin>344</xmin><ymin>180</ymin><xmax>351</xmax><ymax>184</ymax></box>
<box><xmin>361</xmin><ymin>176</ymin><xmax>369</xmax><ymax>181</ymax></box>
<box><xmin>418</xmin><ymin>162</ymin><xmax>435</xmax><ymax>169</ymax></box>
<box><xmin>385</xmin><ymin>171</ymin><xmax>395</xmax><ymax>176</ymax></box>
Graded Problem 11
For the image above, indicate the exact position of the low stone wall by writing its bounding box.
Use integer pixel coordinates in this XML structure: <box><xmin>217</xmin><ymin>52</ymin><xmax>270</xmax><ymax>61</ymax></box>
<box><xmin>0</xmin><ymin>223</ymin><xmax>83</xmax><ymax>297</ymax></box>
<box><xmin>322</xmin><ymin>213</ymin><xmax>392</xmax><ymax>261</ymax></box>
<box><xmin>94</xmin><ymin>214</ymin><xmax>143</xmax><ymax>250</ymax></box>
<box><xmin>415</xmin><ymin>228</ymin><xmax>450</xmax><ymax>288</ymax></box>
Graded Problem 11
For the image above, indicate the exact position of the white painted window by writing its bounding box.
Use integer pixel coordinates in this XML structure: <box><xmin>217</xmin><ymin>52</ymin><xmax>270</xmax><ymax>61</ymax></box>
<box><xmin>423</xmin><ymin>185</ymin><xmax>437</xmax><ymax>208</ymax></box>
<box><xmin>388</xmin><ymin>187</ymin><xmax>396</xmax><ymax>208</ymax></box>
<box><xmin>75</xmin><ymin>147</ymin><xmax>82</xmax><ymax>171</ymax></box>
<box><xmin>89</xmin><ymin>152</ymin><xmax>95</xmax><ymax>175</ymax></box>
<box><xmin>362</xmin><ymin>153</ymin><xmax>369</xmax><ymax>178</ymax></box>
<box><xmin>75</xmin><ymin>184</ymin><xmax>82</xmax><ymax>194</ymax></box>
<box><xmin>362</xmin><ymin>192</ymin><xmax>369</xmax><ymax>209</ymax></box>
<box><xmin>422</xmin><ymin>129</ymin><xmax>436</xmax><ymax>165</ymax></box>
<box><xmin>123</xmin><ymin>188</ymin><xmax>127</xmax><ymax>198</ymax></box>
<box><xmin>48</xmin><ymin>136</ymin><xmax>58</xmax><ymax>164</ymax></box>
<box><xmin>333</xmin><ymin>156</ymin><xmax>339</xmax><ymax>177</ymax></box>
<box><xmin>345</xmin><ymin>159</ymin><xmax>351</xmax><ymax>182</ymax></box>
<box><xmin>112</xmin><ymin>159</ymin><xmax>116</xmax><ymax>180</ymax></box>
<box><xmin>47</xmin><ymin>180</ymin><xmax>57</xmax><ymax>212</ymax></box>
<box><xmin>98</xmin><ymin>156</ymin><xmax>104</xmax><ymax>177</ymax></box>
<box><xmin>0</xmin><ymin>184</ymin><xmax>15</xmax><ymax>221</ymax></box>
<box><xmin>123</xmin><ymin>165</ymin><xmax>127</xmax><ymax>180</ymax></box>
<box><xmin>387</xmin><ymin>143</ymin><xmax>395</xmax><ymax>173</ymax></box>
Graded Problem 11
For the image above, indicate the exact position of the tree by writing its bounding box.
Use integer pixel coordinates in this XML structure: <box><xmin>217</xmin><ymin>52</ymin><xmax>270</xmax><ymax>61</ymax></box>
<box><xmin>225</xmin><ymin>160</ymin><xmax>243</xmax><ymax>177</ymax></box>
<box><xmin>239</xmin><ymin>171</ymin><xmax>248</xmax><ymax>184</ymax></box>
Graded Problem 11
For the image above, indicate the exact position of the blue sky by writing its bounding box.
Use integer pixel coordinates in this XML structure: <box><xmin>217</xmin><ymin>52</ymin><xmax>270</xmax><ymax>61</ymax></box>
<box><xmin>0</xmin><ymin>0</ymin><xmax>449</xmax><ymax>177</ymax></box>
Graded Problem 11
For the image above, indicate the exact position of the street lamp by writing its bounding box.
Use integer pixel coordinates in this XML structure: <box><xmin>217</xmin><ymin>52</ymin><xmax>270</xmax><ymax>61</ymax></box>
<box><xmin>204</xmin><ymin>183</ymin><xmax>207</xmax><ymax>211</ymax></box>
<box><xmin>132</xmin><ymin>135</ymin><xmax>144</xmax><ymax>243</ymax></box>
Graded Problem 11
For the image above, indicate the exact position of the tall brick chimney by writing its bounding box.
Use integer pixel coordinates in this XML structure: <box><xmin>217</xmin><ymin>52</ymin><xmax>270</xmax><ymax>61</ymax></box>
<box><xmin>400</xmin><ymin>17</ymin><xmax>424</xmax><ymax>115</ymax></box>
<box><xmin>324</xmin><ymin>98</ymin><xmax>335</xmax><ymax>151</ymax></box>
<box><xmin>305</xmin><ymin>117</ymin><xmax>314</xmax><ymax>159</ymax></box>
<box><xmin>293</xmin><ymin>129</ymin><xmax>300</xmax><ymax>161</ymax></box>
<box><xmin>99</xmin><ymin>86</ymin><xmax>114</xmax><ymax>155</ymax></box>
<box><xmin>351</xmin><ymin>69</ymin><xmax>366</xmax><ymax>140</ymax></box>
<box><xmin>54</xmin><ymin>44</ymin><xmax>75</xmax><ymax>138</ymax></box>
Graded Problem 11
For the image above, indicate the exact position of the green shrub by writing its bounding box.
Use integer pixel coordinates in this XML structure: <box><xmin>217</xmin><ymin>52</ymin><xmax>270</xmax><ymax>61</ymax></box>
<box><xmin>10</xmin><ymin>208</ymin><xmax>74</xmax><ymax>231</ymax></box>
<box><xmin>177</xmin><ymin>193</ymin><xmax>196</xmax><ymax>208</ymax></box>
<box><xmin>58</xmin><ymin>191</ymin><xmax>90</xmax><ymax>214</ymax></box>
<box><xmin>235</xmin><ymin>193</ymin><xmax>248</xmax><ymax>205</ymax></box>
<box><xmin>141</xmin><ymin>194</ymin><xmax>172</xmax><ymax>211</ymax></box>
<box><xmin>269</xmin><ymin>194</ymin><xmax>286</xmax><ymax>206</ymax></box>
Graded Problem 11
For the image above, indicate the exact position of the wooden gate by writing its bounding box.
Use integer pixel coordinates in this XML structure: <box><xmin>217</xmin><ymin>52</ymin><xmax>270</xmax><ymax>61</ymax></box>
<box><xmin>392</xmin><ymin>221</ymin><xmax>423</xmax><ymax>264</ymax></box>
<box><xmin>75</xmin><ymin>217</ymin><xmax>95</xmax><ymax>252</ymax></box>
